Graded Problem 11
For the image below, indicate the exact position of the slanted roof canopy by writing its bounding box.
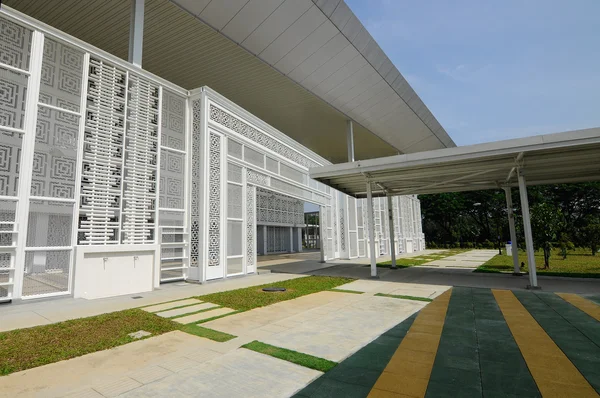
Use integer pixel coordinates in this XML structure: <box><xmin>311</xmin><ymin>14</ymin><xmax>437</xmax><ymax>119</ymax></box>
<box><xmin>4</xmin><ymin>0</ymin><xmax>454</xmax><ymax>164</ymax></box>
<box><xmin>310</xmin><ymin>128</ymin><xmax>600</xmax><ymax>197</ymax></box>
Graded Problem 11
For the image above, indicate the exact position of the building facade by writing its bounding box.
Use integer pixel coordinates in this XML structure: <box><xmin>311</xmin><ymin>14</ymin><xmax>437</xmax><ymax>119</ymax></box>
<box><xmin>0</xmin><ymin>9</ymin><xmax>425</xmax><ymax>302</ymax></box>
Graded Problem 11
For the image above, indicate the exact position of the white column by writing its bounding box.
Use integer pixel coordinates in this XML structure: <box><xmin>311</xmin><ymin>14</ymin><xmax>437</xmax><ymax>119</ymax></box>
<box><xmin>128</xmin><ymin>0</ymin><xmax>145</xmax><ymax>67</ymax></box>
<box><xmin>289</xmin><ymin>227</ymin><xmax>294</xmax><ymax>253</ymax></box>
<box><xmin>387</xmin><ymin>195</ymin><xmax>397</xmax><ymax>269</ymax></box>
<box><xmin>366</xmin><ymin>182</ymin><xmax>377</xmax><ymax>277</ymax></box>
<box><xmin>319</xmin><ymin>206</ymin><xmax>326</xmax><ymax>262</ymax></box>
<box><xmin>504</xmin><ymin>187</ymin><xmax>520</xmax><ymax>274</ymax></box>
<box><xmin>517</xmin><ymin>169</ymin><xmax>539</xmax><ymax>288</ymax></box>
<box><xmin>347</xmin><ymin>120</ymin><xmax>355</xmax><ymax>162</ymax></box>
<box><xmin>297</xmin><ymin>227</ymin><xmax>302</xmax><ymax>252</ymax></box>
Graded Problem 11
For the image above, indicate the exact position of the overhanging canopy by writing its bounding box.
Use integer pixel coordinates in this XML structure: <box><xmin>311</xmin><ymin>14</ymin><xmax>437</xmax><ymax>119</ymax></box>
<box><xmin>310</xmin><ymin>127</ymin><xmax>600</xmax><ymax>197</ymax></box>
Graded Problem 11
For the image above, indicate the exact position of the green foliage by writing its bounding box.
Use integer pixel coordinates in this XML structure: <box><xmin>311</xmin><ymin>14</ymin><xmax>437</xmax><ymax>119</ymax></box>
<box><xmin>0</xmin><ymin>309</ymin><xmax>179</xmax><ymax>375</ymax></box>
<box><xmin>419</xmin><ymin>183</ymin><xmax>600</xmax><ymax>252</ymax></box>
<box><xmin>374</xmin><ymin>293</ymin><xmax>433</xmax><ymax>302</ymax></box>
<box><xmin>179</xmin><ymin>324</ymin><xmax>236</xmax><ymax>342</ymax></box>
<box><xmin>474</xmin><ymin>248</ymin><xmax>600</xmax><ymax>278</ymax></box>
<box><xmin>196</xmin><ymin>276</ymin><xmax>353</xmax><ymax>311</ymax></box>
<box><xmin>242</xmin><ymin>341</ymin><xmax>337</xmax><ymax>372</ymax></box>
<box><xmin>531</xmin><ymin>203</ymin><xmax>564</xmax><ymax>269</ymax></box>
<box><xmin>581</xmin><ymin>217</ymin><xmax>600</xmax><ymax>256</ymax></box>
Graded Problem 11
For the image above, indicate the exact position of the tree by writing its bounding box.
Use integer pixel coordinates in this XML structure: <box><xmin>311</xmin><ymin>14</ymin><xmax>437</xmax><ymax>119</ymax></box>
<box><xmin>581</xmin><ymin>217</ymin><xmax>600</xmax><ymax>256</ymax></box>
<box><xmin>530</xmin><ymin>203</ymin><xmax>564</xmax><ymax>269</ymax></box>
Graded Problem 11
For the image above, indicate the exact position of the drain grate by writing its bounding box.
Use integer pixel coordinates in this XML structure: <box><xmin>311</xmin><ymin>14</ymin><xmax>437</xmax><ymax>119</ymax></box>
<box><xmin>131</xmin><ymin>296</ymin><xmax>143</xmax><ymax>299</ymax></box>
<box><xmin>262</xmin><ymin>287</ymin><xmax>286</xmax><ymax>292</ymax></box>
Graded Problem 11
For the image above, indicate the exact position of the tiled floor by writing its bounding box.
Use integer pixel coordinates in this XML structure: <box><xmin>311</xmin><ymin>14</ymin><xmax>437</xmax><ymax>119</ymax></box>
<box><xmin>295</xmin><ymin>288</ymin><xmax>600</xmax><ymax>397</ymax></box>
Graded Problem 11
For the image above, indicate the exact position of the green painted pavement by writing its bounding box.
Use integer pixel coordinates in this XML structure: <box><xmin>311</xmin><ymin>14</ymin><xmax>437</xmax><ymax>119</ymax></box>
<box><xmin>513</xmin><ymin>291</ymin><xmax>600</xmax><ymax>394</ymax></box>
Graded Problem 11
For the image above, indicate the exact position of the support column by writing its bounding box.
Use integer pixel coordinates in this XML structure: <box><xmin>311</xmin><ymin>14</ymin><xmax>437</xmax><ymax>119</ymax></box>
<box><xmin>504</xmin><ymin>187</ymin><xmax>520</xmax><ymax>275</ymax></box>
<box><xmin>319</xmin><ymin>206</ymin><xmax>326</xmax><ymax>263</ymax></box>
<box><xmin>366</xmin><ymin>182</ymin><xmax>377</xmax><ymax>277</ymax></box>
<box><xmin>347</xmin><ymin>120</ymin><xmax>355</xmax><ymax>162</ymax></box>
<box><xmin>517</xmin><ymin>169</ymin><xmax>539</xmax><ymax>288</ymax></box>
<box><xmin>128</xmin><ymin>0</ymin><xmax>145</xmax><ymax>67</ymax></box>
<box><xmin>289</xmin><ymin>227</ymin><xmax>294</xmax><ymax>253</ymax></box>
<box><xmin>387</xmin><ymin>195</ymin><xmax>397</xmax><ymax>269</ymax></box>
<box><xmin>297</xmin><ymin>227</ymin><xmax>302</xmax><ymax>252</ymax></box>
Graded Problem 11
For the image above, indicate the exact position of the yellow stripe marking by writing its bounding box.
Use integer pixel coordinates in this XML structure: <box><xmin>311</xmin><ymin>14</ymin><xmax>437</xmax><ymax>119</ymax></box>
<box><xmin>556</xmin><ymin>293</ymin><xmax>600</xmax><ymax>321</ymax></box>
<box><xmin>368</xmin><ymin>289</ymin><xmax>452</xmax><ymax>398</ymax></box>
<box><xmin>492</xmin><ymin>289</ymin><xmax>598</xmax><ymax>397</ymax></box>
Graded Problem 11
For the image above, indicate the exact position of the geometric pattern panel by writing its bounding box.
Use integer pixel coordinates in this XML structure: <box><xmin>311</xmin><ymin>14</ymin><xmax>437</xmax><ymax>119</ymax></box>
<box><xmin>31</xmin><ymin>108</ymin><xmax>79</xmax><ymax>199</ymax></box>
<box><xmin>0</xmin><ymin>16</ymin><xmax>32</xmax><ymax>71</ymax></box>
<box><xmin>227</xmin><ymin>183</ymin><xmax>242</xmax><ymax>220</ymax></box>
<box><xmin>39</xmin><ymin>38</ymin><xmax>84</xmax><ymax>113</ymax></box>
<box><xmin>159</xmin><ymin>149</ymin><xmax>184</xmax><ymax>209</ymax></box>
<box><xmin>0</xmin><ymin>130</ymin><xmax>22</xmax><ymax>197</ymax></box>
<box><xmin>256</xmin><ymin>188</ymin><xmax>304</xmax><ymax>226</ymax></box>
<box><xmin>160</xmin><ymin>89</ymin><xmax>185</xmax><ymax>151</ymax></box>
<box><xmin>246</xmin><ymin>184</ymin><xmax>255</xmax><ymax>270</ymax></box>
<box><xmin>22</xmin><ymin>250</ymin><xmax>70</xmax><ymax>296</ymax></box>
<box><xmin>0</xmin><ymin>68</ymin><xmax>28</xmax><ymax>130</ymax></box>
<box><xmin>339</xmin><ymin>194</ymin><xmax>346</xmax><ymax>252</ymax></box>
<box><xmin>78</xmin><ymin>58</ymin><xmax>126</xmax><ymax>244</ymax></box>
<box><xmin>121</xmin><ymin>74</ymin><xmax>159</xmax><ymax>244</ymax></box>
<box><xmin>208</xmin><ymin>132</ymin><xmax>222</xmax><ymax>267</ymax></box>
<box><xmin>190</xmin><ymin>99</ymin><xmax>201</xmax><ymax>267</ymax></box>
<box><xmin>209</xmin><ymin>104</ymin><xmax>318</xmax><ymax>169</ymax></box>
<box><xmin>26</xmin><ymin>200</ymin><xmax>73</xmax><ymax>247</ymax></box>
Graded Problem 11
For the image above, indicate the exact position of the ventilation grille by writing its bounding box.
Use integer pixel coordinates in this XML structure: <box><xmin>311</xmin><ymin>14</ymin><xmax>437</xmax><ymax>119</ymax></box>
<box><xmin>121</xmin><ymin>74</ymin><xmax>158</xmax><ymax>244</ymax></box>
<box><xmin>78</xmin><ymin>58</ymin><xmax>126</xmax><ymax>244</ymax></box>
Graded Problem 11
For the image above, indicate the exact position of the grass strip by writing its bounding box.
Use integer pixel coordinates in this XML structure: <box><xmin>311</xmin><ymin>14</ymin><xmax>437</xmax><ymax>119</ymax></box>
<box><xmin>196</xmin><ymin>276</ymin><xmax>354</xmax><ymax>311</ymax></box>
<box><xmin>146</xmin><ymin>302</ymin><xmax>205</xmax><ymax>313</ymax></box>
<box><xmin>377</xmin><ymin>250</ymin><xmax>468</xmax><ymax>268</ymax></box>
<box><xmin>167</xmin><ymin>306</ymin><xmax>222</xmax><ymax>320</ymax></box>
<box><xmin>328</xmin><ymin>289</ymin><xmax>364</xmax><ymax>294</ymax></box>
<box><xmin>0</xmin><ymin>309</ymin><xmax>178</xmax><ymax>376</ymax></box>
<box><xmin>196</xmin><ymin>310</ymin><xmax>243</xmax><ymax>324</ymax></box>
<box><xmin>375</xmin><ymin>293</ymin><xmax>433</xmax><ymax>302</ymax></box>
<box><xmin>242</xmin><ymin>340</ymin><xmax>336</xmax><ymax>372</ymax></box>
<box><xmin>178</xmin><ymin>324</ymin><xmax>236</xmax><ymax>342</ymax></box>
<box><xmin>474</xmin><ymin>249</ymin><xmax>600</xmax><ymax>278</ymax></box>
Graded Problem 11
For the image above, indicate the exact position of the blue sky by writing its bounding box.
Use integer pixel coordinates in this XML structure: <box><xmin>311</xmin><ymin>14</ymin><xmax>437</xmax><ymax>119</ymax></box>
<box><xmin>345</xmin><ymin>0</ymin><xmax>600</xmax><ymax>146</ymax></box>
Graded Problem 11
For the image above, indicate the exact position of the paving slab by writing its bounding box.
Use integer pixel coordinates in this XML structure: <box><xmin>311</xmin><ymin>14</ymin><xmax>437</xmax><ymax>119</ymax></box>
<box><xmin>155</xmin><ymin>302</ymin><xmax>218</xmax><ymax>318</ymax></box>
<box><xmin>142</xmin><ymin>298</ymin><xmax>202</xmax><ymax>313</ymax></box>
<box><xmin>173</xmin><ymin>307</ymin><xmax>236</xmax><ymax>324</ymax></box>
<box><xmin>121</xmin><ymin>349</ymin><xmax>321</xmax><ymax>398</ymax></box>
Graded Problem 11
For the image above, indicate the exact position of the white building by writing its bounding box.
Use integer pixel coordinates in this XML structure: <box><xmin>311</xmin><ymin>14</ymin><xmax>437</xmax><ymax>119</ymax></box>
<box><xmin>0</xmin><ymin>1</ymin><xmax>454</xmax><ymax>302</ymax></box>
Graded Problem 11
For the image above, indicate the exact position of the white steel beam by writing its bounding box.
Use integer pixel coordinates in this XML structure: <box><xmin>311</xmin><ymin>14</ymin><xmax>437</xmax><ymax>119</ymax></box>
<box><xmin>347</xmin><ymin>120</ymin><xmax>355</xmax><ymax>162</ymax></box>
<box><xmin>517</xmin><ymin>169</ymin><xmax>539</xmax><ymax>288</ymax></box>
<box><xmin>387</xmin><ymin>195</ymin><xmax>397</xmax><ymax>269</ymax></box>
<box><xmin>366</xmin><ymin>181</ymin><xmax>377</xmax><ymax>277</ymax></box>
<box><xmin>504</xmin><ymin>187</ymin><xmax>520</xmax><ymax>274</ymax></box>
<box><xmin>128</xmin><ymin>0</ymin><xmax>145</xmax><ymax>67</ymax></box>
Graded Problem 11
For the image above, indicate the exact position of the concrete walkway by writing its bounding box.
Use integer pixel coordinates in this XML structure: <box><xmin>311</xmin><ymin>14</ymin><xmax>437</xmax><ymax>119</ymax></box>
<box><xmin>0</xmin><ymin>273</ymin><xmax>303</xmax><ymax>332</ymax></box>
<box><xmin>0</xmin><ymin>280</ymin><xmax>448</xmax><ymax>397</ymax></box>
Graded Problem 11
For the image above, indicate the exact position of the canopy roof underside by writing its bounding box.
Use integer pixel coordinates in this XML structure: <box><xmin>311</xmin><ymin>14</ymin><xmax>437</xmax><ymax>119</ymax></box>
<box><xmin>5</xmin><ymin>0</ymin><xmax>454</xmax><ymax>164</ymax></box>
<box><xmin>310</xmin><ymin>128</ymin><xmax>600</xmax><ymax>197</ymax></box>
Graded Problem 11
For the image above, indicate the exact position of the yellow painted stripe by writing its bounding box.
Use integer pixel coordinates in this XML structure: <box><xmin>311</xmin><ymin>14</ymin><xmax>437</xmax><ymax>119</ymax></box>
<box><xmin>556</xmin><ymin>293</ymin><xmax>600</xmax><ymax>321</ymax></box>
<box><xmin>368</xmin><ymin>289</ymin><xmax>452</xmax><ymax>398</ymax></box>
<box><xmin>493</xmin><ymin>289</ymin><xmax>598</xmax><ymax>397</ymax></box>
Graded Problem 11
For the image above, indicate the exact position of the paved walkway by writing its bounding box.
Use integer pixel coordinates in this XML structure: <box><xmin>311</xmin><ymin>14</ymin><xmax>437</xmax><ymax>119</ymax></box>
<box><xmin>0</xmin><ymin>273</ymin><xmax>302</xmax><ymax>332</ymax></box>
<box><xmin>295</xmin><ymin>287</ymin><xmax>600</xmax><ymax>397</ymax></box>
<box><xmin>0</xmin><ymin>280</ymin><xmax>448</xmax><ymax>397</ymax></box>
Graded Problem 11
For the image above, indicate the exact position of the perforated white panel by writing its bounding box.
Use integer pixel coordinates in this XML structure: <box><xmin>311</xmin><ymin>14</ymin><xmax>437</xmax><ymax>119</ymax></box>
<box><xmin>208</xmin><ymin>132</ymin><xmax>222</xmax><ymax>267</ymax></box>
<box><xmin>246</xmin><ymin>185</ymin><xmax>255</xmax><ymax>270</ymax></box>
<box><xmin>190</xmin><ymin>99</ymin><xmax>201</xmax><ymax>267</ymax></box>
<box><xmin>78</xmin><ymin>58</ymin><xmax>126</xmax><ymax>244</ymax></box>
<box><xmin>121</xmin><ymin>74</ymin><xmax>158</xmax><ymax>244</ymax></box>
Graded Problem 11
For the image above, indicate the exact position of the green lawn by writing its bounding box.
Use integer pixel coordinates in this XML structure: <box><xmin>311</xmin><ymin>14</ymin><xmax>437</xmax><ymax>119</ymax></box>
<box><xmin>377</xmin><ymin>249</ymin><xmax>468</xmax><ymax>268</ymax></box>
<box><xmin>474</xmin><ymin>248</ymin><xmax>600</xmax><ymax>278</ymax></box>
<box><xmin>242</xmin><ymin>340</ymin><xmax>337</xmax><ymax>372</ymax></box>
<box><xmin>179</xmin><ymin>324</ymin><xmax>236</xmax><ymax>342</ymax></box>
<box><xmin>0</xmin><ymin>309</ymin><xmax>179</xmax><ymax>376</ymax></box>
<box><xmin>196</xmin><ymin>276</ymin><xmax>354</xmax><ymax>311</ymax></box>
